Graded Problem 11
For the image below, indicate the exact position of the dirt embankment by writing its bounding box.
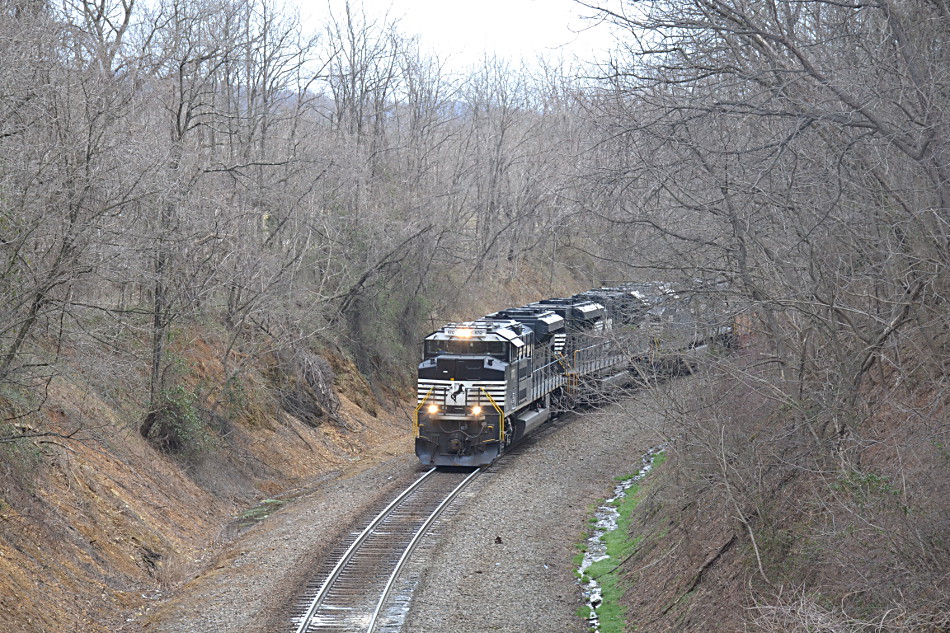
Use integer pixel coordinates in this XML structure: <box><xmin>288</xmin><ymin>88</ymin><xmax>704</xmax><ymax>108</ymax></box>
<box><xmin>123</xmin><ymin>386</ymin><xmax>689</xmax><ymax>633</ymax></box>
<box><xmin>0</xmin><ymin>336</ymin><xmax>410</xmax><ymax>633</ymax></box>
<box><xmin>611</xmin><ymin>365</ymin><xmax>950</xmax><ymax>633</ymax></box>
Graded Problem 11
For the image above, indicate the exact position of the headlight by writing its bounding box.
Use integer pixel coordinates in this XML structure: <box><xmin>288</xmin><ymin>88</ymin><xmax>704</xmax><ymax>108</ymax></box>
<box><xmin>427</xmin><ymin>404</ymin><xmax>439</xmax><ymax>414</ymax></box>
<box><xmin>471</xmin><ymin>405</ymin><xmax>482</xmax><ymax>416</ymax></box>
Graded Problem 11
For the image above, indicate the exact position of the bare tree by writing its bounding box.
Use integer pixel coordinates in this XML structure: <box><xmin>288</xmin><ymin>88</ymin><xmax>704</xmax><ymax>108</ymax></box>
<box><xmin>582</xmin><ymin>0</ymin><xmax>949</xmax><ymax>425</ymax></box>
<box><xmin>576</xmin><ymin>0</ymin><xmax>950</xmax><ymax>628</ymax></box>
<box><xmin>0</xmin><ymin>0</ymin><xmax>142</xmax><ymax>398</ymax></box>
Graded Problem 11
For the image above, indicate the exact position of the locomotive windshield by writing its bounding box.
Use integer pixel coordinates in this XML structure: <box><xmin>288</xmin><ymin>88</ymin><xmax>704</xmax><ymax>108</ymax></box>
<box><xmin>424</xmin><ymin>339</ymin><xmax>507</xmax><ymax>359</ymax></box>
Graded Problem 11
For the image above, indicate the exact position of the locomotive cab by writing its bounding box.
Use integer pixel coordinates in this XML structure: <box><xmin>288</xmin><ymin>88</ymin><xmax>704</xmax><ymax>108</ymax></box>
<box><xmin>415</xmin><ymin>321</ymin><xmax>523</xmax><ymax>466</ymax></box>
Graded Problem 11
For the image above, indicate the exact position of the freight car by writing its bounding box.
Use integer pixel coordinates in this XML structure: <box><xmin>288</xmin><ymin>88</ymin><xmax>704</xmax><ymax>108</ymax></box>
<box><xmin>413</xmin><ymin>283</ymin><xmax>732</xmax><ymax>467</ymax></box>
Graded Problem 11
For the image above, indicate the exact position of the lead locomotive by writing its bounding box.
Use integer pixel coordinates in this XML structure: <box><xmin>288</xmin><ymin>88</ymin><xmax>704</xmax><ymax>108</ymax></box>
<box><xmin>413</xmin><ymin>283</ymin><xmax>732</xmax><ymax>466</ymax></box>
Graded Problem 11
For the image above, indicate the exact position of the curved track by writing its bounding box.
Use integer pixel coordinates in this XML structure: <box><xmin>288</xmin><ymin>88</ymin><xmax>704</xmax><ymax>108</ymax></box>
<box><xmin>290</xmin><ymin>467</ymin><xmax>480</xmax><ymax>633</ymax></box>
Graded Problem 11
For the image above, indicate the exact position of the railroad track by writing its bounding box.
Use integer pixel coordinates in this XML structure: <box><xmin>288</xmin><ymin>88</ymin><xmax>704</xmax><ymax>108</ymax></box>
<box><xmin>289</xmin><ymin>467</ymin><xmax>481</xmax><ymax>633</ymax></box>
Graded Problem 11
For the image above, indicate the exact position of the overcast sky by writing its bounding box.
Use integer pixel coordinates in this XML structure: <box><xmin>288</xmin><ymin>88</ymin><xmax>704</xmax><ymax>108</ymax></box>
<box><xmin>310</xmin><ymin>0</ymin><xmax>620</xmax><ymax>72</ymax></box>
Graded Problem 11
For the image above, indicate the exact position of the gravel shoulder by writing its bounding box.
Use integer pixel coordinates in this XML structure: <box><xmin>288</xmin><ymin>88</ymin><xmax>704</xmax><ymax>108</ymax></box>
<box><xmin>404</xmin><ymin>399</ymin><xmax>664</xmax><ymax>633</ymax></box>
<box><xmin>139</xmin><ymin>395</ymin><xmax>665</xmax><ymax>633</ymax></box>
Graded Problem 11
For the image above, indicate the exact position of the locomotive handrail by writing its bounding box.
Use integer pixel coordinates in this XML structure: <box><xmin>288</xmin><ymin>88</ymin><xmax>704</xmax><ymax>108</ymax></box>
<box><xmin>479</xmin><ymin>387</ymin><xmax>505</xmax><ymax>444</ymax></box>
<box><xmin>555</xmin><ymin>351</ymin><xmax>572</xmax><ymax>373</ymax></box>
<box><xmin>412</xmin><ymin>386</ymin><xmax>435</xmax><ymax>437</ymax></box>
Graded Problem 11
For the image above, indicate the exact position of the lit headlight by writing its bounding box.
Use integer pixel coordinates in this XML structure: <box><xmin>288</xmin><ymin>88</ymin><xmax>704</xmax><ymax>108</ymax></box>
<box><xmin>471</xmin><ymin>405</ymin><xmax>482</xmax><ymax>416</ymax></box>
<box><xmin>427</xmin><ymin>404</ymin><xmax>439</xmax><ymax>414</ymax></box>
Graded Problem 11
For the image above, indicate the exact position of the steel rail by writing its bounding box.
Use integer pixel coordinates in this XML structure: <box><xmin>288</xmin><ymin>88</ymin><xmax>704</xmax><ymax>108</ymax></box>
<box><xmin>366</xmin><ymin>467</ymin><xmax>481</xmax><ymax>632</ymax></box>
<box><xmin>292</xmin><ymin>467</ymin><xmax>437</xmax><ymax>633</ymax></box>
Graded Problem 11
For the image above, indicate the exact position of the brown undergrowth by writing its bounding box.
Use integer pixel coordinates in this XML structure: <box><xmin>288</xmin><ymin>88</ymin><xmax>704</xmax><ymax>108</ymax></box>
<box><xmin>615</xmin><ymin>349</ymin><xmax>950</xmax><ymax>632</ymax></box>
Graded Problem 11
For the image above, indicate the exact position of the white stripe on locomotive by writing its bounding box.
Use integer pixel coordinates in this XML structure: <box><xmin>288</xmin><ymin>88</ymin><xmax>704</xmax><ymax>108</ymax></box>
<box><xmin>417</xmin><ymin>379</ymin><xmax>507</xmax><ymax>408</ymax></box>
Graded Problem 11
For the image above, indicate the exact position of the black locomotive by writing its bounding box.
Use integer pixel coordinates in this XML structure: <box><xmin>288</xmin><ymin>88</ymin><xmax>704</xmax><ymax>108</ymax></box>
<box><xmin>413</xmin><ymin>283</ymin><xmax>732</xmax><ymax>467</ymax></box>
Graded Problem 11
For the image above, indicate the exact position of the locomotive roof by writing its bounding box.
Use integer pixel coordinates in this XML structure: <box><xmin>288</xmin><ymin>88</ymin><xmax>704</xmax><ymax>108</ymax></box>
<box><xmin>576</xmin><ymin>288</ymin><xmax>654</xmax><ymax>316</ymax></box>
<box><xmin>489</xmin><ymin>307</ymin><xmax>561</xmax><ymax>322</ymax></box>
<box><xmin>425</xmin><ymin>319</ymin><xmax>527</xmax><ymax>347</ymax></box>
<box><xmin>531</xmin><ymin>297</ymin><xmax>606</xmax><ymax>321</ymax></box>
<box><xmin>485</xmin><ymin>307</ymin><xmax>564</xmax><ymax>336</ymax></box>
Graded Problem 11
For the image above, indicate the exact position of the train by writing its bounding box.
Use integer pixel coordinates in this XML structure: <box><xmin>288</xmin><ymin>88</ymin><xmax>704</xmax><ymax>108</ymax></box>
<box><xmin>413</xmin><ymin>282</ymin><xmax>734</xmax><ymax>467</ymax></box>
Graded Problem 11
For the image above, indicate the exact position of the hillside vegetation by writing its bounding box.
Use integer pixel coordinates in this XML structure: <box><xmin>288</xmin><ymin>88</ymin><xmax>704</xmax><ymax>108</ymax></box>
<box><xmin>580</xmin><ymin>1</ymin><xmax>950</xmax><ymax>630</ymax></box>
<box><xmin>1</xmin><ymin>0</ymin><xmax>948</xmax><ymax>631</ymax></box>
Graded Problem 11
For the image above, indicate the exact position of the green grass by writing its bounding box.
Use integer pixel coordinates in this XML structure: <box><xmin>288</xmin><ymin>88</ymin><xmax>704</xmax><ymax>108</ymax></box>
<box><xmin>595</xmin><ymin>574</ymin><xmax>627</xmax><ymax>631</ymax></box>
<box><xmin>573</xmin><ymin>543</ymin><xmax>588</xmax><ymax>571</ymax></box>
<box><xmin>588</xmin><ymin>487</ymin><xmax>646</xmax><ymax>632</ymax></box>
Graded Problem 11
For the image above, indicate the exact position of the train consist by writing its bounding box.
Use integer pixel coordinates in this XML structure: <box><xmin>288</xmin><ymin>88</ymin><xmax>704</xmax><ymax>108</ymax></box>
<box><xmin>413</xmin><ymin>283</ymin><xmax>733</xmax><ymax>467</ymax></box>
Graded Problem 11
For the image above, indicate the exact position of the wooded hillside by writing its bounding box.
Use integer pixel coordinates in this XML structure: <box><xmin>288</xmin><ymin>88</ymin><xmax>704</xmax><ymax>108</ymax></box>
<box><xmin>0</xmin><ymin>0</ymin><xmax>947</xmax><ymax>631</ymax></box>
<box><xmin>582</xmin><ymin>1</ymin><xmax>949</xmax><ymax>629</ymax></box>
